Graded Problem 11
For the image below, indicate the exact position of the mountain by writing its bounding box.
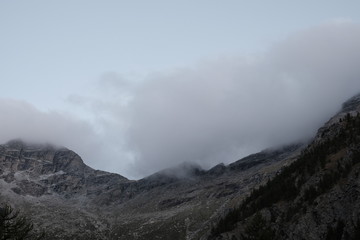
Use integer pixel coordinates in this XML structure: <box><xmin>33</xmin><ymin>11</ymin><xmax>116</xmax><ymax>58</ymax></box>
<box><xmin>0</xmin><ymin>94</ymin><xmax>359</xmax><ymax>239</ymax></box>
<box><xmin>208</xmin><ymin>93</ymin><xmax>360</xmax><ymax>240</ymax></box>
<box><xmin>0</xmin><ymin>141</ymin><xmax>303</xmax><ymax>239</ymax></box>
<box><xmin>0</xmin><ymin>140</ymin><xmax>302</xmax><ymax>239</ymax></box>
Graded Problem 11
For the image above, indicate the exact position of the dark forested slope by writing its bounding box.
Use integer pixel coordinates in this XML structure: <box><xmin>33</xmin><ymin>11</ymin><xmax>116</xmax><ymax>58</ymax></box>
<box><xmin>209</xmin><ymin>95</ymin><xmax>360</xmax><ymax>240</ymax></box>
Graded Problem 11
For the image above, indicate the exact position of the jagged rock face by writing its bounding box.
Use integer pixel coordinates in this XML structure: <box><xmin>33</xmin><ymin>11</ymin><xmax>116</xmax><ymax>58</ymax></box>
<box><xmin>0</xmin><ymin>141</ymin><xmax>129</xmax><ymax>202</ymax></box>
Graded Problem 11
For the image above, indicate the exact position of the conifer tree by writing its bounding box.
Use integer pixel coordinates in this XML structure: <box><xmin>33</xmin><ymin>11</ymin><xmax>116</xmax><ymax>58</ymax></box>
<box><xmin>242</xmin><ymin>212</ymin><xmax>274</xmax><ymax>240</ymax></box>
<box><xmin>0</xmin><ymin>204</ymin><xmax>44</xmax><ymax>240</ymax></box>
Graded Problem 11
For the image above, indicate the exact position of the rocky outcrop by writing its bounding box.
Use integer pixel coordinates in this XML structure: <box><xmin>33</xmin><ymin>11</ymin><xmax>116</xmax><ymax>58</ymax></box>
<box><xmin>0</xmin><ymin>140</ymin><xmax>129</xmax><ymax>202</ymax></box>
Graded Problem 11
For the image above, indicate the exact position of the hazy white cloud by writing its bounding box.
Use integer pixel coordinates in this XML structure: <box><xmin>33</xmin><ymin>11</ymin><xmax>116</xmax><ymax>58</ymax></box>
<box><xmin>0</xmin><ymin>98</ymin><xmax>105</xmax><ymax>169</ymax></box>
<box><xmin>119</xmin><ymin>22</ymin><xmax>360</xmax><ymax>177</ymax></box>
<box><xmin>2</xmin><ymin>22</ymin><xmax>360</xmax><ymax>180</ymax></box>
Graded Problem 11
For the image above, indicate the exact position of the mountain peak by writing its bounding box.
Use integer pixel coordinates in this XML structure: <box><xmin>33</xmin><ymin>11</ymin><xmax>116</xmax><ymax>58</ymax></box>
<box><xmin>141</xmin><ymin>161</ymin><xmax>205</xmax><ymax>187</ymax></box>
<box><xmin>341</xmin><ymin>92</ymin><xmax>360</xmax><ymax>113</ymax></box>
<box><xmin>153</xmin><ymin>161</ymin><xmax>204</xmax><ymax>179</ymax></box>
<box><xmin>4</xmin><ymin>139</ymin><xmax>63</xmax><ymax>151</ymax></box>
<box><xmin>5</xmin><ymin>139</ymin><xmax>30</xmax><ymax>149</ymax></box>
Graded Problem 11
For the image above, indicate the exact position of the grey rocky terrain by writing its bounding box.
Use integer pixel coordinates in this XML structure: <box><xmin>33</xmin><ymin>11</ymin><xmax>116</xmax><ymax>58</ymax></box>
<box><xmin>0</xmin><ymin>138</ymin><xmax>302</xmax><ymax>239</ymax></box>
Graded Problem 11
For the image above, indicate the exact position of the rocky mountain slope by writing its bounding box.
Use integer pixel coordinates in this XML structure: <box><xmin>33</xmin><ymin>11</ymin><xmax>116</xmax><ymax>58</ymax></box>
<box><xmin>0</xmin><ymin>94</ymin><xmax>359</xmax><ymax>239</ymax></box>
<box><xmin>209</xmin><ymin>94</ymin><xmax>360</xmax><ymax>240</ymax></box>
<box><xmin>0</xmin><ymin>140</ymin><xmax>302</xmax><ymax>239</ymax></box>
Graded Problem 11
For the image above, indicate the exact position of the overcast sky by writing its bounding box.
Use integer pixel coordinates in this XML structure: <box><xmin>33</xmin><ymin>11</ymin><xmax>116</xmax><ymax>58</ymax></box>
<box><xmin>1</xmin><ymin>1</ymin><xmax>360</xmax><ymax>179</ymax></box>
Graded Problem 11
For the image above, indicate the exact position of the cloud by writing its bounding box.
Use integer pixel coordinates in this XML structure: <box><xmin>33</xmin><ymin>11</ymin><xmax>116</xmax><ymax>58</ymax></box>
<box><xmin>4</xmin><ymin>22</ymin><xmax>360</xmax><ymax>180</ymax></box>
<box><xmin>119</xmin><ymin>22</ymin><xmax>360</xmax><ymax>177</ymax></box>
<box><xmin>0</xmin><ymin>98</ymin><xmax>105</xmax><ymax>170</ymax></box>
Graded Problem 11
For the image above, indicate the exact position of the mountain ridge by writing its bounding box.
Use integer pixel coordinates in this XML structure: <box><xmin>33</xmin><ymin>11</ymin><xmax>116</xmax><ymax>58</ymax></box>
<box><xmin>0</xmin><ymin>93</ymin><xmax>359</xmax><ymax>239</ymax></box>
<box><xmin>0</xmin><ymin>137</ymin><xmax>303</xmax><ymax>239</ymax></box>
<box><xmin>208</xmin><ymin>93</ymin><xmax>360</xmax><ymax>239</ymax></box>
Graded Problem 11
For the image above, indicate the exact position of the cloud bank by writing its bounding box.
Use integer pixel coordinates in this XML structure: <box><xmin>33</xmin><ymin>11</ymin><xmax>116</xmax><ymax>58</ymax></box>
<box><xmin>122</xmin><ymin>23</ymin><xmax>360</xmax><ymax>177</ymax></box>
<box><xmin>2</xmin><ymin>22</ymin><xmax>360</xmax><ymax>179</ymax></box>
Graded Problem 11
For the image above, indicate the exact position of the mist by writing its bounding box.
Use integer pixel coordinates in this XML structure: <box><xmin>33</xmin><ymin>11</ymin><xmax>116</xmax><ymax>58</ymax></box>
<box><xmin>0</xmin><ymin>98</ymin><xmax>104</xmax><ymax>165</ymax></box>
<box><xmin>2</xmin><ymin>22</ymin><xmax>360</xmax><ymax>179</ymax></box>
<box><xmin>122</xmin><ymin>22</ymin><xmax>360</xmax><ymax>177</ymax></box>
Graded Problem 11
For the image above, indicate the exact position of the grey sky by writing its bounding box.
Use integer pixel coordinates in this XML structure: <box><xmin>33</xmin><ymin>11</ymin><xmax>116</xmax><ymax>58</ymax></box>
<box><xmin>1</xmin><ymin>1</ymin><xmax>360</xmax><ymax>179</ymax></box>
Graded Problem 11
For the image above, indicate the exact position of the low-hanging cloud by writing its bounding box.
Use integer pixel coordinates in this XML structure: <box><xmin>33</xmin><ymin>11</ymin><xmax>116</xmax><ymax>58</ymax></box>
<box><xmin>120</xmin><ymin>22</ymin><xmax>360</xmax><ymax>177</ymax></box>
<box><xmin>3</xmin><ymin>22</ymin><xmax>360</xmax><ymax>180</ymax></box>
<box><xmin>0</xmin><ymin>98</ymin><xmax>104</xmax><ymax>166</ymax></box>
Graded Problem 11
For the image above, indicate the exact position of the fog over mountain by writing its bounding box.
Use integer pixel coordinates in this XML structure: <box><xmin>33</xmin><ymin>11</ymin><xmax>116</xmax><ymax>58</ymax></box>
<box><xmin>1</xmin><ymin>22</ymin><xmax>360</xmax><ymax>179</ymax></box>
